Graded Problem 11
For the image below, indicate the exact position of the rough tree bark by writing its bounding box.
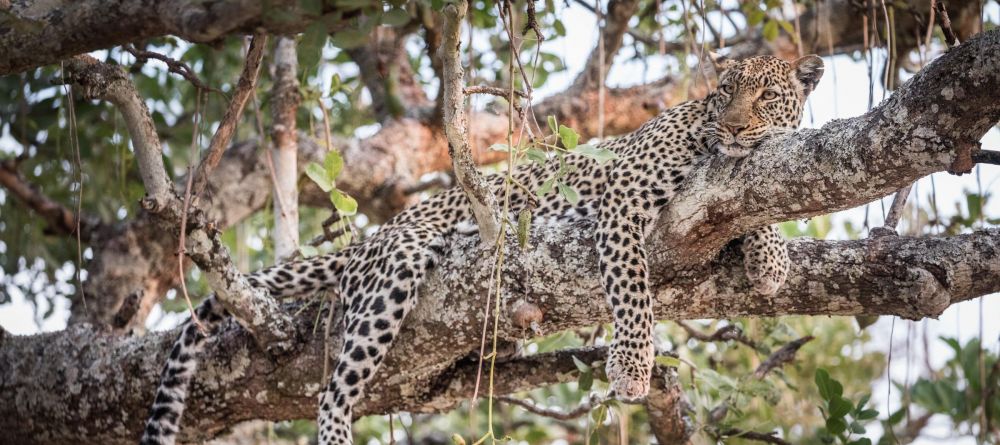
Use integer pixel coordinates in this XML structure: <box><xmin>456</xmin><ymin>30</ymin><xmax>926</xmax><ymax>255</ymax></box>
<box><xmin>2</xmin><ymin>28</ymin><xmax>999</xmax><ymax>444</ymax></box>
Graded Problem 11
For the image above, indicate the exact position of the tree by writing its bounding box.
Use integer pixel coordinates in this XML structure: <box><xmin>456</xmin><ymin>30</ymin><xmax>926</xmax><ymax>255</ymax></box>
<box><xmin>0</xmin><ymin>0</ymin><xmax>998</xmax><ymax>444</ymax></box>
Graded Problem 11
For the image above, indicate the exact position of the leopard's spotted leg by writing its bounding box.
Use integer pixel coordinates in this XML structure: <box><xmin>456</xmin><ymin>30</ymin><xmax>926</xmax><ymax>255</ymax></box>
<box><xmin>317</xmin><ymin>227</ymin><xmax>444</xmax><ymax>445</ymax></box>
<box><xmin>595</xmin><ymin>183</ymin><xmax>657</xmax><ymax>402</ymax></box>
<box><xmin>741</xmin><ymin>225</ymin><xmax>789</xmax><ymax>295</ymax></box>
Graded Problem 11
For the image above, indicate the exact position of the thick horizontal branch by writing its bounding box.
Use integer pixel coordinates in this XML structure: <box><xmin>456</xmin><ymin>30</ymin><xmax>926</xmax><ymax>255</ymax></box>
<box><xmin>0</xmin><ymin>0</ymin><xmax>355</xmax><ymax>75</ymax></box>
<box><xmin>2</xmin><ymin>222</ymin><xmax>997</xmax><ymax>444</ymax></box>
<box><xmin>651</xmin><ymin>29</ymin><xmax>1000</xmax><ymax>266</ymax></box>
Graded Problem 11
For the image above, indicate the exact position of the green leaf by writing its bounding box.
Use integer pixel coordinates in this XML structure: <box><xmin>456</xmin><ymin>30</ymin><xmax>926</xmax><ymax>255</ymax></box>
<box><xmin>306</xmin><ymin>162</ymin><xmax>333</xmax><ymax>192</ymax></box>
<box><xmin>489</xmin><ymin>143</ymin><xmax>511</xmax><ymax>152</ymax></box>
<box><xmin>848</xmin><ymin>439</ymin><xmax>872</xmax><ymax>445</ymax></box>
<box><xmin>557</xmin><ymin>182</ymin><xmax>580</xmax><ymax>205</ymax></box>
<box><xmin>857</xmin><ymin>409</ymin><xmax>879</xmax><ymax>420</ymax></box>
<box><xmin>762</xmin><ymin>19</ymin><xmax>779</xmax><ymax>41</ymax></box>
<box><xmin>553</xmin><ymin>19</ymin><xmax>566</xmax><ymax>37</ymax></box>
<box><xmin>330</xmin><ymin>189</ymin><xmax>358</xmax><ymax>215</ymax></box>
<box><xmin>655</xmin><ymin>355</ymin><xmax>681</xmax><ymax>368</ymax></box>
<box><xmin>451</xmin><ymin>433</ymin><xmax>466</xmax><ymax>445</ymax></box>
<box><xmin>829</xmin><ymin>396</ymin><xmax>853</xmax><ymax>419</ymax></box>
<box><xmin>547</xmin><ymin>115</ymin><xmax>558</xmax><ymax>133</ymax></box>
<box><xmin>856</xmin><ymin>393</ymin><xmax>872</xmax><ymax>412</ymax></box>
<box><xmin>849</xmin><ymin>420</ymin><xmax>867</xmax><ymax>434</ymax></box>
<box><xmin>887</xmin><ymin>408</ymin><xmax>906</xmax><ymax>425</ymax></box>
<box><xmin>382</xmin><ymin>8</ymin><xmax>410</xmax><ymax>26</ymax></box>
<box><xmin>815</xmin><ymin>368</ymin><xmax>834</xmax><ymax>401</ymax></box>
<box><xmin>330</xmin><ymin>29</ymin><xmax>369</xmax><ymax>49</ymax></box>
<box><xmin>324</xmin><ymin>151</ymin><xmax>344</xmax><ymax>179</ymax></box>
<box><xmin>298</xmin><ymin>21</ymin><xmax>328</xmax><ymax>71</ymax></box>
<box><xmin>826</xmin><ymin>417</ymin><xmax>848</xmax><ymax>435</ymax></box>
<box><xmin>854</xmin><ymin>315</ymin><xmax>879</xmax><ymax>330</ymax></box>
<box><xmin>558</xmin><ymin>124</ymin><xmax>579</xmax><ymax>149</ymax></box>
<box><xmin>537</xmin><ymin>177</ymin><xmax>556</xmax><ymax>197</ymax></box>
<box><xmin>329</xmin><ymin>73</ymin><xmax>343</xmax><ymax>94</ymax></box>
<box><xmin>525</xmin><ymin>148</ymin><xmax>547</xmax><ymax>164</ymax></box>
<box><xmin>572</xmin><ymin>355</ymin><xmax>591</xmax><ymax>373</ymax></box>
<box><xmin>574</xmin><ymin>144</ymin><xmax>618</xmax><ymax>164</ymax></box>
<box><xmin>579</xmin><ymin>369</ymin><xmax>593</xmax><ymax>391</ymax></box>
<box><xmin>298</xmin><ymin>0</ymin><xmax>323</xmax><ymax>16</ymax></box>
<box><xmin>298</xmin><ymin>245</ymin><xmax>319</xmax><ymax>257</ymax></box>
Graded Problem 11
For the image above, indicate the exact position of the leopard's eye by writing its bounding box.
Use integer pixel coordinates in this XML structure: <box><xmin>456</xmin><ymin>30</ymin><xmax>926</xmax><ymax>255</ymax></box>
<box><xmin>719</xmin><ymin>84</ymin><xmax>734</xmax><ymax>95</ymax></box>
<box><xmin>761</xmin><ymin>90</ymin><xmax>778</xmax><ymax>100</ymax></box>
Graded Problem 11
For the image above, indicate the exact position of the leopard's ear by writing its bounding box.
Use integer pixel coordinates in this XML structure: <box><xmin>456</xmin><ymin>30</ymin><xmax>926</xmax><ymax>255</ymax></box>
<box><xmin>707</xmin><ymin>51</ymin><xmax>734</xmax><ymax>75</ymax></box>
<box><xmin>792</xmin><ymin>55</ymin><xmax>824</xmax><ymax>95</ymax></box>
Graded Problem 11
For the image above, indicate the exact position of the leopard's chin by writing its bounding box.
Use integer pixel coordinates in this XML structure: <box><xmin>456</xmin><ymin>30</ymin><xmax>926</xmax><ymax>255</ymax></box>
<box><xmin>718</xmin><ymin>143</ymin><xmax>753</xmax><ymax>158</ymax></box>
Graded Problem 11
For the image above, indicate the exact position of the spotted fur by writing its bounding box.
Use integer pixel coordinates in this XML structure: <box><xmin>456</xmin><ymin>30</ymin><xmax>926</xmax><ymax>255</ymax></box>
<box><xmin>140</xmin><ymin>54</ymin><xmax>823</xmax><ymax>444</ymax></box>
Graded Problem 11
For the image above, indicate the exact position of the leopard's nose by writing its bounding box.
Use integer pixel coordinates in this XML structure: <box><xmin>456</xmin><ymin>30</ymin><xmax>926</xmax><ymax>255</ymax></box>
<box><xmin>722</xmin><ymin>122</ymin><xmax>748</xmax><ymax>135</ymax></box>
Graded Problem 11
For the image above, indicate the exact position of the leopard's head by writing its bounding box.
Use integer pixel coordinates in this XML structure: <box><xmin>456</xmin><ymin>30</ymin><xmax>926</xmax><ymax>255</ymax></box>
<box><xmin>706</xmin><ymin>54</ymin><xmax>824</xmax><ymax>157</ymax></box>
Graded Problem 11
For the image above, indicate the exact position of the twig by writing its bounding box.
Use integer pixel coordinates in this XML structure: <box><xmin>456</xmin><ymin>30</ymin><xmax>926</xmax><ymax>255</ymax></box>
<box><xmin>753</xmin><ymin>336</ymin><xmax>814</xmax><ymax>379</ymax></box>
<box><xmin>677</xmin><ymin>321</ymin><xmax>758</xmax><ymax>349</ymax></box>
<box><xmin>439</xmin><ymin>0</ymin><xmax>501</xmax><ymax>244</ymax></box>
<box><xmin>123</xmin><ymin>44</ymin><xmax>223</xmax><ymax>95</ymax></box>
<box><xmin>0</xmin><ymin>159</ymin><xmax>100</xmax><ymax>241</ymax></box>
<box><xmin>523</xmin><ymin>0</ymin><xmax>545</xmax><ymax>41</ymax></box>
<box><xmin>973</xmin><ymin>149</ymin><xmax>1000</xmax><ymax>165</ymax></box>
<box><xmin>498</xmin><ymin>393</ymin><xmax>610</xmax><ymax>420</ymax></box>
<box><xmin>883</xmin><ymin>183</ymin><xmax>912</xmax><ymax>230</ymax></box>
<box><xmin>933</xmin><ymin>0</ymin><xmax>958</xmax><ymax>47</ymax></box>
<box><xmin>719</xmin><ymin>428</ymin><xmax>791</xmax><ymax>445</ymax></box>
<box><xmin>191</xmin><ymin>33</ymin><xmax>268</xmax><ymax>198</ymax></box>
<box><xmin>177</xmin><ymin>90</ymin><xmax>205</xmax><ymax>331</ymax></box>
<box><xmin>464</xmin><ymin>85</ymin><xmax>529</xmax><ymax>99</ymax></box>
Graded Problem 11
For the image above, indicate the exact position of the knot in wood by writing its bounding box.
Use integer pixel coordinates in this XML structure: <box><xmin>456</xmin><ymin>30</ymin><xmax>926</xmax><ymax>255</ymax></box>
<box><xmin>509</xmin><ymin>300</ymin><xmax>543</xmax><ymax>332</ymax></box>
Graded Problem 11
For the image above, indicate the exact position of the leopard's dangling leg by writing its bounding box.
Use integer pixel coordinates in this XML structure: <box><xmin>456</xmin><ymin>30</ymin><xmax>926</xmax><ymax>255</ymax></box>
<box><xmin>317</xmin><ymin>227</ymin><xmax>443</xmax><ymax>445</ymax></box>
<box><xmin>595</xmin><ymin>186</ymin><xmax>657</xmax><ymax>402</ymax></box>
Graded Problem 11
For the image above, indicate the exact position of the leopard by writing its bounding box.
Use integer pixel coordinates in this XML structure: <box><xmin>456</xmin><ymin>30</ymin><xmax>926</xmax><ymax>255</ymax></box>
<box><xmin>139</xmin><ymin>53</ymin><xmax>824</xmax><ymax>445</ymax></box>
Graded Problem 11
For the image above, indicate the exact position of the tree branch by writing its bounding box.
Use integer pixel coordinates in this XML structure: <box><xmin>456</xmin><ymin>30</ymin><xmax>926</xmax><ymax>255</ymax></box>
<box><xmin>62</xmin><ymin>54</ymin><xmax>293</xmax><ymax>350</ymax></box>
<box><xmin>191</xmin><ymin>33</ymin><xmax>266</xmax><ymax>198</ymax></box>
<box><xmin>651</xmin><ymin>29</ymin><xmax>1000</xmax><ymax>267</ymax></box>
<box><xmin>571</xmin><ymin>0</ymin><xmax>640</xmax><ymax>90</ymax></box>
<box><xmin>0</xmin><ymin>0</ymin><xmax>349</xmax><ymax>75</ymax></box>
<box><xmin>2</xmin><ymin>221</ymin><xmax>998</xmax><ymax>443</ymax></box>
<box><xmin>439</xmin><ymin>0</ymin><xmax>501</xmax><ymax>244</ymax></box>
<box><xmin>0</xmin><ymin>158</ymin><xmax>101</xmax><ymax>241</ymax></box>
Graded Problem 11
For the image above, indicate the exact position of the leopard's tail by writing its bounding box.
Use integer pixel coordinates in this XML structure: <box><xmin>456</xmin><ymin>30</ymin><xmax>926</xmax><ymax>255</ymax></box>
<box><xmin>139</xmin><ymin>250</ymin><xmax>353</xmax><ymax>445</ymax></box>
<box><xmin>139</xmin><ymin>296</ymin><xmax>228</xmax><ymax>445</ymax></box>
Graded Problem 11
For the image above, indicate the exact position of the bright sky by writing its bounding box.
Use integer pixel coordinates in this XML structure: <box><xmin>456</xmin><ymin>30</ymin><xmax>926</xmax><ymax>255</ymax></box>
<box><xmin>1</xmin><ymin>2</ymin><xmax>998</xmax><ymax>443</ymax></box>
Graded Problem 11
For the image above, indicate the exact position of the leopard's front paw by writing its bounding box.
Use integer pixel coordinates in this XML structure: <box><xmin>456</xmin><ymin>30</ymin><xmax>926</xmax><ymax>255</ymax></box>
<box><xmin>606</xmin><ymin>346</ymin><xmax>653</xmax><ymax>402</ymax></box>
<box><xmin>746</xmin><ymin>262</ymin><xmax>787</xmax><ymax>295</ymax></box>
